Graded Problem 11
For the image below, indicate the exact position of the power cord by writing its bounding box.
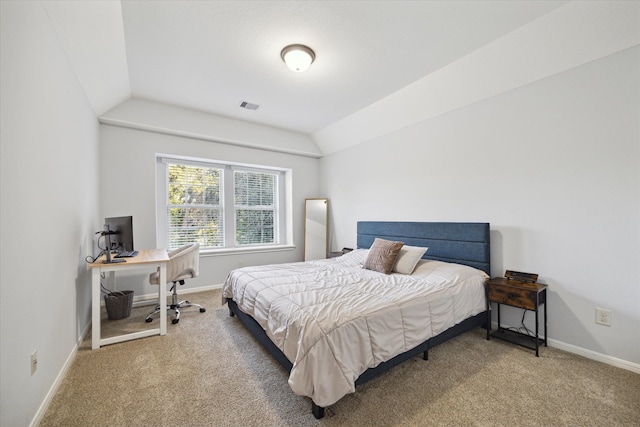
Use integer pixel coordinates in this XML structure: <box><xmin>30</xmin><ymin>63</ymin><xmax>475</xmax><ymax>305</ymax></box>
<box><xmin>504</xmin><ymin>309</ymin><xmax>536</xmax><ymax>337</ymax></box>
<box><xmin>101</xmin><ymin>283</ymin><xmax>119</xmax><ymax>295</ymax></box>
<box><xmin>85</xmin><ymin>250</ymin><xmax>107</xmax><ymax>264</ymax></box>
<box><xmin>85</xmin><ymin>230</ymin><xmax>108</xmax><ymax>264</ymax></box>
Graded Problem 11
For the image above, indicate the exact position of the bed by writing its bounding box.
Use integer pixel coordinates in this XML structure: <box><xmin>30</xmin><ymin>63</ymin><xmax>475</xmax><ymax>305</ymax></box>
<box><xmin>223</xmin><ymin>221</ymin><xmax>491</xmax><ymax>418</ymax></box>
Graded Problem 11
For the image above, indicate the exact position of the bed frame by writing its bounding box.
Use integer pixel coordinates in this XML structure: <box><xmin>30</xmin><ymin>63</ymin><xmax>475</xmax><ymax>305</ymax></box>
<box><xmin>226</xmin><ymin>221</ymin><xmax>491</xmax><ymax>418</ymax></box>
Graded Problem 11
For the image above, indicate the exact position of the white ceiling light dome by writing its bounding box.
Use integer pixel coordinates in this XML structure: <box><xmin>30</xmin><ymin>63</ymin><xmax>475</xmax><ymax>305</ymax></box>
<box><xmin>280</xmin><ymin>44</ymin><xmax>316</xmax><ymax>72</ymax></box>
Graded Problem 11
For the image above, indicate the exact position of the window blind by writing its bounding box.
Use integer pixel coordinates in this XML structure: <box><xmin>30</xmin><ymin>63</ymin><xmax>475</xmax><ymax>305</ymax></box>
<box><xmin>166</xmin><ymin>163</ymin><xmax>224</xmax><ymax>249</ymax></box>
<box><xmin>234</xmin><ymin>170</ymin><xmax>279</xmax><ymax>245</ymax></box>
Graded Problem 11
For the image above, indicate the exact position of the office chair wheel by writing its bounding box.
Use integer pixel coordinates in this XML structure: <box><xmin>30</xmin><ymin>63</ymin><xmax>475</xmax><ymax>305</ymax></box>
<box><xmin>172</xmin><ymin>318</ymin><xmax>180</xmax><ymax>324</ymax></box>
<box><xmin>145</xmin><ymin>317</ymin><xmax>153</xmax><ymax>323</ymax></box>
<box><xmin>200</xmin><ymin>308</ymin><xmax>206</xmax><ymax>313</ymax></box>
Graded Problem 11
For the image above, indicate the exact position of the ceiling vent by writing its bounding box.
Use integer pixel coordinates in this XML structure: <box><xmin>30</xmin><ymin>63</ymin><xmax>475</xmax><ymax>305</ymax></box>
<box><xmin>239</xmin><ymin>101</ymin><xmax>259</xmax><ymax>110</ymax></box>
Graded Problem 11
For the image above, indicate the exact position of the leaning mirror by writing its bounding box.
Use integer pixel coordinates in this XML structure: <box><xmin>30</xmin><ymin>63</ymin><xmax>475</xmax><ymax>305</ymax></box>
<box><xmin>304</xmin><ymin>198</ymin><xmax>328</xmax><ymax>261</ymax></box>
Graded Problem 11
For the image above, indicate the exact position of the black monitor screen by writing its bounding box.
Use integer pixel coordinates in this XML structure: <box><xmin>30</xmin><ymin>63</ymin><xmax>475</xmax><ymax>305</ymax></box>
<box><xmin>104</xmin><ymin>216</ymin><xmax>134</xmax><ymax>253</ymax></box>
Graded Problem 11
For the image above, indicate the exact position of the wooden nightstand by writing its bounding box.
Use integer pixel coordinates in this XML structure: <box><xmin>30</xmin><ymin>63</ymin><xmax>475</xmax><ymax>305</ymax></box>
<box><xmin>486</xmin><ymin>274</ymin><xmax>548</xmax><ymax>356</ymax></box>
<box><xmin>328</xmin><ymin>248</ymin><xmax>353</xmax><ymax>259</ymax></box>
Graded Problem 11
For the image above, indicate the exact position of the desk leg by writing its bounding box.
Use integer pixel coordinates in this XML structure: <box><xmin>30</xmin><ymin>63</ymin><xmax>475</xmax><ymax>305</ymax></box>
<box><xmin>159</xmin><ymin>263</ymin><xmax>167</xmax><ymax>335</ymax></box>
<box><xmin>108</xmin><ymin>271</ymin><xmax>116</xmax><ymax>290</ymax></box>
<box><xmin>91</xmin><ymin>268</ymin><xmax>101</xmax><ymax>350</ymax></box>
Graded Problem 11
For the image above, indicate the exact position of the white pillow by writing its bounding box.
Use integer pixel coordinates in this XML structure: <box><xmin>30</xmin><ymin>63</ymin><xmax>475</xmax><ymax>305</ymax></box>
<box><xmin>392</xmin><ymin>245</ymin><xmax>428</xmax><ymax>274</ymax></box>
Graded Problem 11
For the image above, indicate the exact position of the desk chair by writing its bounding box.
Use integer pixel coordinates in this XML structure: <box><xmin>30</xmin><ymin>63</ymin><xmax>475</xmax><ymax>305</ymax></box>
<box><xmin>145</xmin><ymin>242</ymin><xmax>205</xmax><ymax>324</ymax></box>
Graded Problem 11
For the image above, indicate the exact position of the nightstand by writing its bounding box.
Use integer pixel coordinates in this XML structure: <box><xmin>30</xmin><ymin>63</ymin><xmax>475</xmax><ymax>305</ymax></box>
<box><xmin>486</xmin><ymin>276</ymin><xmax>548</xmax><ymax>356</ymax></box>
<box><xmin>328</xmin><ymin>248</ymin><xmax>353</xmax><ymax>258</ymax></box>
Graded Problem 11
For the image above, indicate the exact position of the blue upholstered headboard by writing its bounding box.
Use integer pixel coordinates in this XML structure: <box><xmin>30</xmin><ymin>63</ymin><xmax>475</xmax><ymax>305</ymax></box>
<box><xmin>357</xmin><ymin>221</ymin><xmax>491</xmax><ymax>275</ymax></box>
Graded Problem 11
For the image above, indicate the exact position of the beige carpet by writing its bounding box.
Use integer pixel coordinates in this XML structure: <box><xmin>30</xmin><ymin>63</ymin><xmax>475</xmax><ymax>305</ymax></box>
<box><xmin>40</xmin><ymin>289</ymin><xmax>639</xmax><ymax>426</ymax></box>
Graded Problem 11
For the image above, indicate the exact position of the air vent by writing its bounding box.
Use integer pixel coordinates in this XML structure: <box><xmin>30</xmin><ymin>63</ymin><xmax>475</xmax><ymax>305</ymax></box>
<box><xmin>239</xmin><ymin>101</ymin><xmax>259</xmax><ymax>110</ymax></box>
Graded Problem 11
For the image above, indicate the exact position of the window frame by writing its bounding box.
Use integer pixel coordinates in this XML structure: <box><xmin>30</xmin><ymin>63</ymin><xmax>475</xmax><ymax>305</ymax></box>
<box><xmin>156</xmin><ymin>154</ymin><xmax>294</xmax><ymax>255</ymax></box>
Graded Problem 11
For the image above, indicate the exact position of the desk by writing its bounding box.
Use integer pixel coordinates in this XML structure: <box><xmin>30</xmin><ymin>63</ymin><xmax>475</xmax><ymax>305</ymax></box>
<box><xmin>88</xmin><ymin>249</ymin><xmax>169</xmax><ymax>350</ymax></box>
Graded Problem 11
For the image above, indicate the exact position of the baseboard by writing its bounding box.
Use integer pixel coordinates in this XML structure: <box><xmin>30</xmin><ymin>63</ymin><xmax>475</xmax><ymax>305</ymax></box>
<box><xmin>97</xmin><ymin>284</ymin><xmax>223</xmax><ymax>308</ymax></box>
<box><xmin>490</xmin><ymin>321</ymin><xmax>640</xmax><ymax>374</ymax></box>
<box><xmin>29</xmin><ymin>328</ymin><xmax>86</xmax><ymax>427</ymax></box>
<box><xmin>131</xmin><ymin>283</ymin><xmax>223</xmax><ymax>308</ymax></box>
<box><xmin>547</xmin><ymin>338</ymin><xmax>640</xmax><ymax>374</ymax></box>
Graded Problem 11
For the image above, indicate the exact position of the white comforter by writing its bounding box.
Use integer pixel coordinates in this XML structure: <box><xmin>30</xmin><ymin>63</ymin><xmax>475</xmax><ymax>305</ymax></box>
<box><xmin>222</xmin><ymin>249</ymin><xmax>488</xmax><ymax>407</ymax></box>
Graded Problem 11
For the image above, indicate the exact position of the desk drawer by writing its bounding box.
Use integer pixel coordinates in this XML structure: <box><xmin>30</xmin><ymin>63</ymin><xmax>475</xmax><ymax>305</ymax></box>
<box><xmin>488</xmin><ymin>285</ymin><xmax>536</xmax><ymax>310</ymax></box>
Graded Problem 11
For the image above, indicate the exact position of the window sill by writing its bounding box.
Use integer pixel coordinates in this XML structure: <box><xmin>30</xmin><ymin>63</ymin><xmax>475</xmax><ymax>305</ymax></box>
<box><xmin>200</xmin><ymin>244</ymin><xmax>296</xmax><ymax>257</ymax></box>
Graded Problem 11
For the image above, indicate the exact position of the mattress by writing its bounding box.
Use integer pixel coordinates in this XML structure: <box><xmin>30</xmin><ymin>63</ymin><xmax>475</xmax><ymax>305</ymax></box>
<box><xmin>222</xmin><ymin>249</ymin><xmax>488</xmax><ymax>407</ymax></box>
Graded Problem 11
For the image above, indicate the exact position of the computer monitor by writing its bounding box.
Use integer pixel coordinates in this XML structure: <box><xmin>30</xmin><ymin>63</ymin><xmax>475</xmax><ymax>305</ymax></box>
<box><xmin>104</xmin><ymin>216</ymin><xmax>134</xmax><ymax>254</ymax></box>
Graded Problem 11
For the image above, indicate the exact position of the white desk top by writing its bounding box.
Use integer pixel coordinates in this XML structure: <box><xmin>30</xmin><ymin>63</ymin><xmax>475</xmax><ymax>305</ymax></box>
<box><xmin>88</xmin><ymin>248</ymin><xmax>169</xmax><ymax>269</ymax></box>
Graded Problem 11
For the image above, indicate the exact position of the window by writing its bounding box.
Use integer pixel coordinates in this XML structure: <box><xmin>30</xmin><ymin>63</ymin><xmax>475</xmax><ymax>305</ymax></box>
<box><xmin>157</xmin><ymin>155</ymin><xmax>291</xmax><ymax>252</ymax></box>
<box><xmin>234</xmin><ymin>170</ymin><xmax>278</xmax><ymax>245</ymax></box>
<box><xmin>166</xmin><ymin>163</ymin><xmax>224</xmax><ymax>249</ymax></box>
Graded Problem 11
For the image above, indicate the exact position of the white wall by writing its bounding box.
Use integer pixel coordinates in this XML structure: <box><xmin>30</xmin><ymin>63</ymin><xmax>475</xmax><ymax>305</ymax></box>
<box><xmin>313</xmin><ymin>1</ymin><xmax>640</xmax><ymax>156</ymax></box>
<box><xmin>101</xmin><ymin>98</ymin><xmax>321</xmax><ymax>158</ymax></box>
<box><xmin>0</xmin><ymin>2</ymin><xmax>101</xmax><ymax>426</ymax></box>
<box><xmin>320</xmin><ymin>47</ymin><xmax>640</xmax><ymax>366</ymax></box>
<box><xmin>98</xmin><ymin>121</ymin><xmax>321</xmax><ymax>298</ymax></box>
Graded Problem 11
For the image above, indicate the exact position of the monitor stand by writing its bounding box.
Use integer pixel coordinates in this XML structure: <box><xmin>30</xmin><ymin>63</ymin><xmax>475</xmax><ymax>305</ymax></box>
<box><xmin>102</xmin><ymin>229</ymin><xmax>126</xmax><ymax>264</ymax></box>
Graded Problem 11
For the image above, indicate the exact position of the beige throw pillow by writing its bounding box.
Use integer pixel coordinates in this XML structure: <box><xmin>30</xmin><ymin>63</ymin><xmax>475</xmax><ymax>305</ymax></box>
<box><xmin>393</xmin><ymin>245</ymin><xmax>428</xmax><ymax>274</ymax></box>
<box><xmin>363</xmin><ymin>238</ymin><xmax>404</xmax><ymax>274</ymax></box>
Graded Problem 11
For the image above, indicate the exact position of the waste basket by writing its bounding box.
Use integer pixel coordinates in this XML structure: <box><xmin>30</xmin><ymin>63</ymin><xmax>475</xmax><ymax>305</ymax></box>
<box><xmin>104</xmin><ymin>290</ymin><xmax>134</xmax><ymax>320</ymax></box>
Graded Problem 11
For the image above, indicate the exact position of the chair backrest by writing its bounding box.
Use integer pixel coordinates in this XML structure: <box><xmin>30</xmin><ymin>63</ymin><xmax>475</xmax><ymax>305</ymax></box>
<box><xmin>166</xmin><ymin>242</ymin><xmax>200</xmax><ymax>283</ymax></box>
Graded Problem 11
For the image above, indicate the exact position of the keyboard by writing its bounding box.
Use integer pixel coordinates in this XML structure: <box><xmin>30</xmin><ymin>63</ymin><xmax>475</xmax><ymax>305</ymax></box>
<box><xmin>115</xmin><ymin>250</ymin><xmax>138</xmax><ymax>258</ymax></box>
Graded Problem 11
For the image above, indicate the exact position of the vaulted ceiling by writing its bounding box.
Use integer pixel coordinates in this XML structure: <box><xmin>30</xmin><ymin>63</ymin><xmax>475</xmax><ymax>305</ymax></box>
<box><xmin>40</xmin><ymin>1</ymin><xmax>638</xmax><ymax>155</ymax></box>
<box><xmin>118</xmin><ymin>0</ymin><xmax>567</xmax><ymax>134</ymax></box>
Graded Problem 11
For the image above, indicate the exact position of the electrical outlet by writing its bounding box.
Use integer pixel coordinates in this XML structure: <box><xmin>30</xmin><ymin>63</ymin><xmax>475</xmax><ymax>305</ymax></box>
<box><xmin>238</xmin><ymin>260</ymin><xmax>245</xmax><ymax>267</ymax></box>
<box><xmin>31</xmin><ymin>351</ymin><xmax>38</xmax><ymax>376</ymax></box>
<box><xmin>595</xmin><ymin>308</ymin><xmax>611</xmax><ymax>326</ymax></box>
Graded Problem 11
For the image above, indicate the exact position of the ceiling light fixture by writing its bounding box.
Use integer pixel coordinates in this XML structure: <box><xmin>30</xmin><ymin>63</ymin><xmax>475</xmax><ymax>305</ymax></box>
<box><xmin>280</xmin><ymin>44</ymin><xmax>315</xmax><ymax>72</ymax></box>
